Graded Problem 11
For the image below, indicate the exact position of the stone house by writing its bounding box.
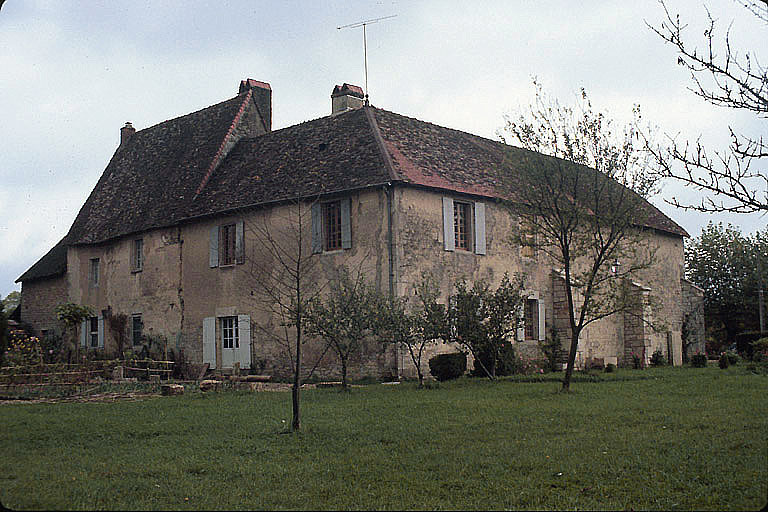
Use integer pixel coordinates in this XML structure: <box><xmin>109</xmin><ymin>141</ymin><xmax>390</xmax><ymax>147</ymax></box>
<box><xmin>17</xmin><ymin>79</ymin><xmax>693</xmax><ymax>379</ymax></box>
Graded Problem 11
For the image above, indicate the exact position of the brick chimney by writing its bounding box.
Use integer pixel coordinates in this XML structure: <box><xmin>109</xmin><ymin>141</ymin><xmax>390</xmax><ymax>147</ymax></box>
<box><xmin>331</xmin><ymin>83</ymin><xmax>364</xmax><ymax>115</ymax></box>
<box><xmin>120</xmin><ymin>122</ymin><xmax>135</xmax><ymax>147</ymax></box>
<box><xmin>239</xmin><ymin>78</ymin><xmax>272</xmax><ymax>132</ymax></box>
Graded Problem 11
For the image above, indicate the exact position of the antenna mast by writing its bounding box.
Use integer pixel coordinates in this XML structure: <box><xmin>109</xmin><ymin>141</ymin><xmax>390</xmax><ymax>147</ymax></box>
<box><xmin>337</xmin><ymin>14</ymin><xmax>396</xmax><ymax>106</ymax></box>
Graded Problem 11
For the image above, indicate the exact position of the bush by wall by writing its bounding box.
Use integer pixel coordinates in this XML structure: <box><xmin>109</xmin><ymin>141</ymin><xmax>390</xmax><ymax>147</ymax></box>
<box><xmin>429</xmin><ymin>352</ymin><xmax>467</xmax><ymax>381</ymax></box>
<box><xmin>470</xmin><ymin>343</ymin><xmax>516</xmax><ymax>378</ymax></box>
<box><xmin>650</xmin><ymin>350</ymin><xmax>666</xmax><ymax>367</ymax></box>
<box><xmin>690</xmin><ymin>353</ymin><xmax>707</xmax><ymax>368</ymax></box>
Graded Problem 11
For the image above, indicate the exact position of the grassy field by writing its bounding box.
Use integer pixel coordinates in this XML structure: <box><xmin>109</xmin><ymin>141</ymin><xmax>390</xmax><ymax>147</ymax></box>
<box><xmin>1</xmin><ymin>366</ymin><xmax>766</xmax><ymax>510</ymax></box>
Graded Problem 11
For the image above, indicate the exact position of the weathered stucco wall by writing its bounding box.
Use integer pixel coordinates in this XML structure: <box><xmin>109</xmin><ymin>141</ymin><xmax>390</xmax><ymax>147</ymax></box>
<box><xmin>68</xmin><ymin>227</ymin><xmax>183</xmax><ymax>355</ymax></box>
<box><xmin>180</xmin><ymin>188</ymin><xmax>394</xmax><ymax>379</ymax></box>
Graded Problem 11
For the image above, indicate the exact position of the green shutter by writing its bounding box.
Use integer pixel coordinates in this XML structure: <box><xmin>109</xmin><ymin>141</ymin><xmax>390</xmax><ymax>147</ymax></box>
<box><xmin>341</xmin><ymin>198</ymin><xmax>351</xmax><ymax>249</ymax></box>
<box><xmin>311</xmin><ymin>203</ymin><xmax>322</xmax><ymax>254</ymax></box>
<box><xmin>443</xmin><ymin>197</ymin><xmax>455</xmax><ymax>251</ymax></box>
<box><xmin>474</xmin><ymin>202</ymin><xmax>486</xmax><ymax>255</ymax></box>
<box><xmin>209</xmin><ymin>226</ymin><xmax>219</xmax><ymax>267</ymax></box>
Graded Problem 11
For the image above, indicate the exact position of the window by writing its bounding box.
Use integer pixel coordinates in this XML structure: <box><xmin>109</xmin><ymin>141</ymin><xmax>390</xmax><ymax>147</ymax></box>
<box><xmin>311</xmin><ymin>198</ymin><xmax>351</xmax><ymax>254</ymax></box>
<box><xmin>324</xmin><ymin>201</ymin><xmax>342</xmax><ymax>251</ymax></box>
<box><xmin>220</xmin><ymin>224</ymin><xmax>237</xmax><ymax>265</ymax></box>
<box><xmin>524</xmin><ymin>299</ymin><xmax>538</xmax><ymax>341</ymax></box>
<box><xmin>520</xmin><ymin>216</ymin><xmax>537</xmax><ymax>259</ymax></box>
<box><xmin>454</xmin><ymin>201</ymin><xmax>472</xmax><ymax>251</ymax></box>
<box><xmin>442</xmin><ymin>197</ymin><xmax>486</xmax><ymax>255</ymax></box>
<box><xmin>132</xmin><ymin>239</ymin><xmax>143</xmax><ymax>271</ymax></box>
<box><xmin>209</xmin><ymin>221</ymin><xmax>244</xmax><ymax>268</ymax></box>
<box><xmin>132</xmin><ymin>314</ymin><xmax>143</xmax><ymax>346</ymax></box>
<box><xmin>221</xmin><ymin>316</ymin><xmax>239</xmax><ymax>349</ymax></box>
<box><xmin>89</xmin><ymin>317</ymin><xmax>99</xmax><ymax>348</ymax></box>
<box><xmin>89</xmin><ymin>258</ymin><xmax>100</xmax><ymax>287</ymax></box>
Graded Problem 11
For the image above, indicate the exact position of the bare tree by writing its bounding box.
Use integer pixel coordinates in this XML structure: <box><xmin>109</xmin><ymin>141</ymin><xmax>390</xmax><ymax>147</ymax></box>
<box><xmin>645</xmin><ymin>0</ymin><xmax>767</xmax><ymax>213</ymax></box>
<box><xmin>500</xmin><ymin>81</ymin><xmax>662</xmax><ymax>391</ymax></box>
<box><xmin>245</xmin><ymin>198</ymin><xmax>324</xmax><ymax>432</ymax></box>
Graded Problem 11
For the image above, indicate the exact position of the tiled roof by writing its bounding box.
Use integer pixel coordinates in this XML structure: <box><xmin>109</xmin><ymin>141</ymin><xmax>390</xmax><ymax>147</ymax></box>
<box><xmin>19</xmin><ymin>97</ymin><xmax>687</xmax><ymax>283</ymax></box>
<box><xmin>16</xmin><ymin>238</ymin><xmax>67</xmax><ymax>282</ymax></box>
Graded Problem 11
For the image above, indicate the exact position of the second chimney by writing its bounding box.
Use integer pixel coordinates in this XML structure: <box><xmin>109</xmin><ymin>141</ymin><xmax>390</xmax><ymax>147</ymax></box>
<box><xmin>120</xmin><ymin>122</ymin><xmax>135</xmax><ymax>147</ymax></box>
<box><xmin>331</xmin><ymin>83</ymin><xmax>364</xmax><ymax>115</ymax></box>
<box><xmin>239</xmin><ymin>78</ymin><xmax>272</xmax><ymax>132</ymax></box>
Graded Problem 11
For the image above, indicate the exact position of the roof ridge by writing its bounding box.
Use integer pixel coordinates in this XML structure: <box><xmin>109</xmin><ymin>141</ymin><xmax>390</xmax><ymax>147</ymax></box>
<box><xmin>193</xmin><ymin>89</ymin><xmax>253</xmax><ymax>199</ymax></box>
<box><xmin>363</xmin><ymin>107</ymin><xmax>398</xmax><ymax>182</ymax></box>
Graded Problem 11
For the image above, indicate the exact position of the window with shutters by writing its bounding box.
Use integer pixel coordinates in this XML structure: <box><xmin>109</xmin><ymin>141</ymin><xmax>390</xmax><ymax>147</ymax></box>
<box><xmin>132</xmin><ymin>314</ymin><xmax>143</xmax><ymax>346</ymax></box>
<box><xmin>221</xmin><ymin>316</ymin><xmax>239</xmax><ymax>349</ymax></box>
<box><xmin>89</xmin><ymin>258</ymin><xmax>100</xmax><ymax>287</ymax></box>
<box><xmin>89</xmin><ymin>316</ymin><xmax>99</xmax><ymax>348</ymax></box>
<box><xmin>219</xmin><ymin>224</ymin><xmax>237</xmax><ymax>266</ymax></box>
<box><xmin>443</xmin><ymin>197</ymin><xmax>486</xmax><ymax>255</ymax></box>
<box><xmin>454</xmin><ymin>201</ymin><xmax>472</xmax><ymax>251</ymax></box>
<box><xmin>324</xmin><ymin>201</ymin><xmax>342</xmax><ymax>251</ymax></box>
<box><xmin>524</xmin><ymin>298</ymin><xmax>538</xmax><ymax>341</ymax></box>
<box><xmin>132</xmin><ymin>239</ymin><xmax>143</xmax><ymax>272</ymax></box>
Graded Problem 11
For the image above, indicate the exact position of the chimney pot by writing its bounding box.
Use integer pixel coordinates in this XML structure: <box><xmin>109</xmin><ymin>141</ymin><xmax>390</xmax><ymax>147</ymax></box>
<box><xmin>120</xmin><ymin>122</ymin><xmax>135</xmax><ymax>147</ymax></box>
<box><xmin>331</xmin><ymin>83</ymin><xmax>364</xmax><ymax>115</ymax></box>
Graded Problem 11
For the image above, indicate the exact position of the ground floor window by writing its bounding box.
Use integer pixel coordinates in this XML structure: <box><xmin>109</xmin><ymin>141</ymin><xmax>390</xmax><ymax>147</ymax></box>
<box><xmin>89</xmin><ymin>317</ymin><xmax>99</xmax><ymax>348</ymax></box>
<box><xmin>132</xmin><ymin>314</ymin><xmax>143</xmax><ymax>345</ymax></box>
<box><xmin>221</xmin><ymin>316</ymin><xmax>239</xmax><ymax>349</ymax></box>
<box><xmin>524</xmin><ymin>298</ymin><xmax>538</xmax><ymax>341</ymax></box>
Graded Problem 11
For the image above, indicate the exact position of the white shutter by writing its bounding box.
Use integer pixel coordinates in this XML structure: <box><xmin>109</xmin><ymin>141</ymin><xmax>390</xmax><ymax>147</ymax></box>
<box><xmin>235</xmin><ymin>220</ymin><xmax>244</xmax><ymax>264</ymax></box>
<box><xmin>442</xmin><ymin>197</ymin><xmax>455</xmax><ymax>251</ymax></box>
<box><xmin>538</xmin><ymin>300</ymin><xmax>546</xmax><ymax>341</ymax></box>
<box><xmin>311</xmin><ymin>203</ymin><xmax>322</xmax><ymax>254</ymax></box>
<box><xmin>97</xmin><ymin>316</ymin><xmax>105</xmax><ymax>348</ymax></box>
<box><xmin>238</xmin><ymin>315</ymin><xmax>252</xmax><ymax>369</ymax></box>
<box><xmin>80</xmin><ymin>319</ymin><xmax>87</xmax><ymax>347</ymax></box>
<box><xmin>516</xmin><ymin>307</ymin><xmax>525</xmax><ymax>342</ymax></box>
<box><xmin>203</xmin><ymin>317</ymin><xmax>216</xmax><ymax>369</ymax></box>
<box><xmin>341</xmin><ymin>198</ymin><xmax>351</xmax><ymax>250</ymax></box>
<box><xmin>209</xmin><ymin>226</ymin><xmax>219</xmax><ymax>268</ymax></box>
<box><xmin>474</xmin><ymin>202</ymin><xmax>486</xmax><ymax>255</ymax></box>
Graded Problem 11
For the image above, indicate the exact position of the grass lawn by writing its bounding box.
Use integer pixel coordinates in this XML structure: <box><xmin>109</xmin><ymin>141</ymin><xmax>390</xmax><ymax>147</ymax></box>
<box><xmin>1</xmin><ymin>366</ymin><xmax>766</xmax><ymax>510</ymax></box>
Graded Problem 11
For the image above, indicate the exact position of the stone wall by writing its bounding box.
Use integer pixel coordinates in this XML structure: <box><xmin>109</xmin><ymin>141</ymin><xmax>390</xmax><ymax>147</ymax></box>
<box><xmin>19</xmin><ymin>275</ymin><xmax>68</xmax><ymax>335</ymax></box>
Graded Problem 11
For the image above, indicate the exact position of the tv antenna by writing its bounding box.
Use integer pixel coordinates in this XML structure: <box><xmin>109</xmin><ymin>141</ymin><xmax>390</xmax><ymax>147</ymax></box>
<box><xmin>337</xmin><ymin>14</ymin><xmax>397</xmax><ymax>106</ymax></box>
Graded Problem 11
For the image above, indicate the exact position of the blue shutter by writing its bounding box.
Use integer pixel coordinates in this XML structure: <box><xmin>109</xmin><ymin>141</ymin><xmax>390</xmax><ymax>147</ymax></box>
<box><xmin>311</xmin><ymin>203</ymin><xmax>322</xmax><ymax>254</ymax></box>
<box><xmin>238</xmin><ymin>315</ymin><xmax>252</xmax><ymax>369</ymax></box>
<box><xmin>538</xmin><ymin>300</ymin><xmax>546</xmax><ymax>341</ymax></box>
<box><xmin>235</xmin><ymin>220</ymin><xmax>244</xmax><ymax>264</ymax></box>
<box><xmin>97</xmin><ymin>316</ymin><xmax>105</xmax><ymax>349</ymax></box>
<box><xmin>442</xmin><ymin>197</ymin><xmax>455</xmax><ymax>251</ymax></box>
<box><xmin>209</xmin><ymin>226</ymin><xmax>219</xmax><ymax>268</ymax></box>
<box><xmin>341</xmin><ymin>198</ymin><xmax>351</xmax><ymax>249</ymax></box>
<box><xmin>474</xmin><ymin>202</ymin><xmax>486</xmax><ymax>255</ymax></box>
<box><xmin>80</xmin><ymin>319</ymin><xmax>87</xmax><ymax>347</ymax></box>
<box><xmin>203</xmin><ymin>317</ymin><xmax>216</xmax><ymax>369</ymax></box>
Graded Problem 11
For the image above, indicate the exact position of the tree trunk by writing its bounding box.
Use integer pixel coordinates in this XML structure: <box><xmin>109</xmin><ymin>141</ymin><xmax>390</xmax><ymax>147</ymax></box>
<box><xmin>561</xmin><ymin>330</ymin><xmax>580</xmax><ymax>391</ymax></box>
<box><xmin>291</xmin><ymin>312</ymin><xmax>302</xmax><ymax>432</ymax></box>
<box><xmin>341</xmin><ymin>359</ymin><xmax>348</xmax><ymax>391</ymax></box>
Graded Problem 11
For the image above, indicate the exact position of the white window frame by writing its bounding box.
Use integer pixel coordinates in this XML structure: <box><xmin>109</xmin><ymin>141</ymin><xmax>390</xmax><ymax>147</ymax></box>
<box><xmin>132</xmin><ymin>239</ymin><xmax>143</xmax><ymax>272</ymax></box>
<box><xmin>442</xmin><ymin>197</ymin><xmax>486</xmax><ymax>255</ymax></box>
<box><xmin>221</xmin><ymin>316</ymin><xmax>239</xmax><ymax>349</ymax></box>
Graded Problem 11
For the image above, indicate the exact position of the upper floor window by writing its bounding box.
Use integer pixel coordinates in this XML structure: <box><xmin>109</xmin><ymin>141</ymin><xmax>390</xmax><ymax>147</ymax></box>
<box><xmin>312</xmin><ymin>198</ymin><xmax>351</xmax><ymax>254</ymax></box>
<box><xmin>209</xmin><ymin>220</ymin><xmax>244</xmax><ymax>268</ymax></box>
<box><xmin>220</xmin><ymin>224</ymin><xmax>237</xmax><ymax>266</ymax></box>
<box><xmin>89</xmin><ymin>258</ymin><xmax>100</xmax><ymax>287</ymax></box>
<box><xmin>132</xmin><ymin>238</ymin><xmax>144</xmax><ymax>272</ymax></box>
<box><xmin>324</xmin><ymin>201</ymin><xmax>343</xmax><ymax>251</ymax></box>
<box><xmin>442</xmin><ymin>197</ymin><xmax>486</xmax><ymax>255</ymax></box>
<box><xmin>453</xmin><ymin>201</ymin><xmax>472</xmax><ymax>251</ymax></box>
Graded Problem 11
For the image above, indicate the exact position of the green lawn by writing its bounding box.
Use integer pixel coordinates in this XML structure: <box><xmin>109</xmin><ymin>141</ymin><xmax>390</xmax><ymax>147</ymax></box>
<box><xmin>1</xmin><ymin>366</ymin><xmax>766</xmax><ymax>510</ymax></box>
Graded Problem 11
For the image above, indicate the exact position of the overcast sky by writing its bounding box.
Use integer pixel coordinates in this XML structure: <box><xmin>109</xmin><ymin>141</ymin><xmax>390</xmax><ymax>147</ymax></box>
<box><xmin>1</xmin><ymin>0</ymin><xmax>765</xmax><ymax>298</ymax></box>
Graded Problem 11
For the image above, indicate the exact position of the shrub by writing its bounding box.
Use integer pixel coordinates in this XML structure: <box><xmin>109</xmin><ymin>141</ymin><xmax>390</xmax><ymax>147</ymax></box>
<box><xmin>725</xmin><ymin>350</ymin><xmax>740</xmax><ymax>365</ymax></box>
<box><xmin>631</xmin><ymin>352</ymin><xmax>642</xmax><ymax>370</ymax></box>
<box><xmin>650</xmin><ymin>350</ymin><xmax>666</xmax><ymax>367</ymax></box>
<box><xmin>691</xmin><ymin>353</ymin><xmax>707</xmax><ymax>368</ymax></box>
<box><xmin>736</xmin><ymin>331</ymin><xmax>768</xmax><ymax>359</ymax></box>
<box><xmin>470</xmin><ymin>342</ymin><xmax>516</xmax><ymax>377</ymax></box>
<box><xmin>750</xmin><ymin>337</ymin><xmax>768</xmax><ymax>362</ymax></box>
<box><xmin>429</xmin><ymin>352</ymin><xmax>467</xmax><ymax>381</ymax></box>
<box><xmin>718</xmin><ymin>353</ymin><xmax>730</xmax><ymax>369</ymax></box>
<box><xmin>4</xmin><ymin>329</ymin><xmax>42</xmax><ymax>366</ymax></box>
<box><xmin>605</xmin><ymin>363</ymin><xmax>616</xmax><ymax>373</ymax></box>
<box><xmin>539</xmin><ymin>329</ymin><xmax>565</xmax><ymax>372</ymax></box>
